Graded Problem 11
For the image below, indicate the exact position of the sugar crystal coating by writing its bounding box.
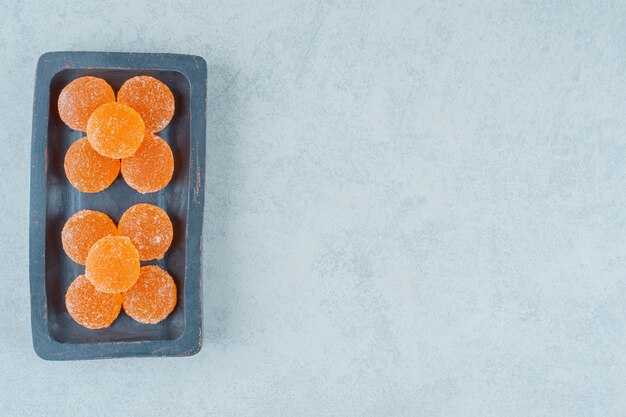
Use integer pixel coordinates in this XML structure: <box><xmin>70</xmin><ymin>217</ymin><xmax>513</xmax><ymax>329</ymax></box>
<box><xmin>85</xmin><ymin>236</ymin><xmax>140</xmax><ymax>293</ymax></box>
<box><xmin>65</xmin><ymin>275</ymin><xmax>122</xmax><ymax>329</ymax></box>
<box><xmin>86</xmin><ymin>102</ymin><xmax>145</xmax><ymax>158</ymax></box>
<box><xmin>121</xmin><ymin>133</ymin><xmax>174</xmax><ymax>193</ymax></box>
<box><xmin>64</xmin><ymin>137</ymin><xmax>120</xmax><ymax>193</ymax></box>
<box><xmin>58</xmin><ymin>76</ymin><xmax>115</xmax><ymax>131</ymax></box>
<box><xmin>62</xmin><ymin>210</ymin><xmax>118</xmax><ymax>265</ymax></box>
<box><xmin>118</xmin><ymin>204</ymin><xmax>173</xmax><ymax>261</ymax></box>
<box><xmin>123</xmin><ymin>265</ymin><xmax>177</xmax><ymax>324</ymax></box>
<box><xmin>117</xmin><ymin>76</ymin><xmax>175</xmax><ymax>133</ymax></box>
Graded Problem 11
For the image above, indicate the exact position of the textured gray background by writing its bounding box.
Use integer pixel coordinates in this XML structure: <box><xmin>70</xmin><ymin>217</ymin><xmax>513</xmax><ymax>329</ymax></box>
<box><xmin>1</xmin><ymin>0</ymin><xmax>625</xmax><ymax>415</ymax></box>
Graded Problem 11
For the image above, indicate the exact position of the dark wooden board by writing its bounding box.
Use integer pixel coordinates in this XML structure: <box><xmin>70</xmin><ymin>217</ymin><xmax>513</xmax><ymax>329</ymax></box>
<box><xmin>29</xmin><ymin>52</ymin><xmax>206</xmax><ymax>360</ymax></box>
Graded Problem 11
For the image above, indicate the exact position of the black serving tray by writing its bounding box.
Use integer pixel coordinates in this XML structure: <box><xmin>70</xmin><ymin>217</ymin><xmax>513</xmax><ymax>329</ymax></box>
<box><xmin>29</xmin><ymin>52</ymin><xmax>206</xmax><ymax>360</ymax></box>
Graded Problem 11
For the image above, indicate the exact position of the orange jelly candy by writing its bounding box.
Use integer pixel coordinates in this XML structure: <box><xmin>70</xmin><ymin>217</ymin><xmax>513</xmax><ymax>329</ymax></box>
<box><xmin>86</xmin><ymin>102</ymin><xmax>145</xmax><ymax>158</ymax></box>
<box><xmin>85</xmin><ymin>236</ymin><xmax>140</xmax><ymax>293</ymax></box>
<box><xmin>64</xmin><ymin>137</ymin><xmax>120</xmax><ymax>193</ymax></box>
<box><xmin>123</xmin><ymin>265</ymin><xmax>177</xmax><ymax>324</ymax></box>
<box><xmin>61</xmin><ymin>210</ymin><xmax>118</xmax><ymax>265</ymax></box>
<box><xmin>58</xmin><ymin>76</ymin><xmax>115</xmax><ymax>131</ymax></box>
<box><xmin>118</xmin><ymin>203</ymin><xmax>173</xmax><ymax>261</ymax></box>
<box><xmin>121</xmin><ymin>133</ymin><xmax>174</xmax><ymax>193</ymax></box>
<box><xmin>117</xmin><ymin>76</ymin><xmax>175</xmax><ymax>133</ymax></box>
<box><xmin>66</xmin><ymin>275</ymin><xmax>122</xmax><ymax>329</ymax></box>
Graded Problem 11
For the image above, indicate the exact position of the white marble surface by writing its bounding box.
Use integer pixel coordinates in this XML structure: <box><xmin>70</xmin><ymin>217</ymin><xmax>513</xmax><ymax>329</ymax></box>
<box><xmin>2</xmin><ymin>0</ymin><xmax>626</xmax><ymax>415</ymax></box>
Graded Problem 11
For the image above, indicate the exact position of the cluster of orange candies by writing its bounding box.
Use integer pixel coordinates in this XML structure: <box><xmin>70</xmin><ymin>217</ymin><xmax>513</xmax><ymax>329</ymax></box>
<box><xmin>57</xmin><ymin>75</ymin><xmax>179</xmax><ymax>329</ymax></box>
<box><xmin>59</xmin><ymin>75</ymin><xmax>174</xmax><ymax>194</ymax></box>
<box><xmin>63</xmin><ymin>205</ymin><xmax>176</xmax><ymax>329</ymax></box>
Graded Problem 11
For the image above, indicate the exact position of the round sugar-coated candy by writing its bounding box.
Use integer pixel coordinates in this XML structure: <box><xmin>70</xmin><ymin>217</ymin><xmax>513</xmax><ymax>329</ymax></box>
<box><xmin>58</xmin><ymin>76</ymin><xmax>115</xmax><ymax>131</ymax></box>
<box><xmin>117</xmin><ymin>76</ymin><xmax>175</xmax><ymax>133</ymax></box>
<box><xmin>64</xmin><ymin>137</ymin><xmax>120</xmax><ymax>193</ymax></box>
<box><xmin>85</xmin><ymin>236</ymin><xmax>140</xmax><ymax>293</ymax></box>
<box><xmin>123</xmin><ymin>265</ymin><xmax>177</xmax><ymax>324</ymax></box>
<box><xmin>62</xmin><ymin>210</ymin><xmax>118</xmax><ymax>265</ymax></box>
<box><xmin>65</xmin><ymin>275</ymin><xmax>122</xmax><ymax>329</ymax></box>
<box><xmin>117</xmin><ymin>204</ymin><xmax>173</xmax><ymax>261</ymax></box>
<box><xmin>121</xmin><ymin>133</ymin><xmax>174</xmax><ymax>193</ymax></box>
<box><xmin>86</xmin><ymin>102</ymin><xmax>145</xmax><ymax>158</ymax></box>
